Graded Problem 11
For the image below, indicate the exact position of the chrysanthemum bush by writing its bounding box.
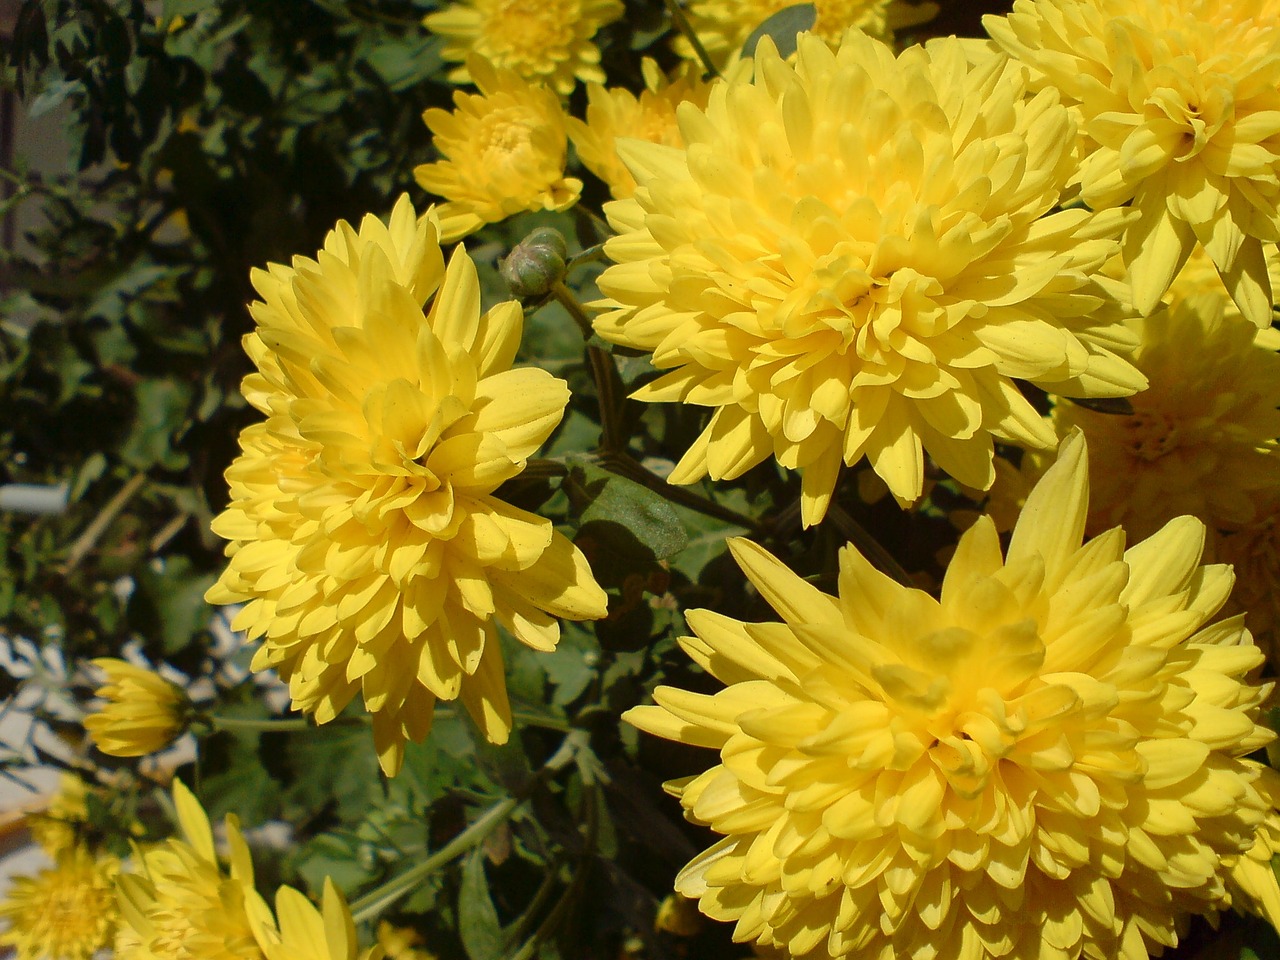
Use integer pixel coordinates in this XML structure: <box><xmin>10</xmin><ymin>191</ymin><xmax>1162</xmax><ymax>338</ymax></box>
<box><xmin>4</xmin><ymin>3</ymin><xmax>1280</xmax><ymax>960</ymax></box>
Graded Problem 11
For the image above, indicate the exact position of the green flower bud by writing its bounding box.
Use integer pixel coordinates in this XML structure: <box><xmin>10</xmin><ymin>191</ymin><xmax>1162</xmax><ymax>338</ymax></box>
<box><xmin>500</xmin><ymin>227</ymin><xmax>569</xmax><ymax>299</ymax></box>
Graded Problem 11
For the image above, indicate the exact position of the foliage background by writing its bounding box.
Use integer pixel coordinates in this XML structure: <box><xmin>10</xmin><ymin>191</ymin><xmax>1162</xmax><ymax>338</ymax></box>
<box><xmin>2</xmin><ymin>2</ymin><xmax>1276</xmax><ymax>959</ymax></box>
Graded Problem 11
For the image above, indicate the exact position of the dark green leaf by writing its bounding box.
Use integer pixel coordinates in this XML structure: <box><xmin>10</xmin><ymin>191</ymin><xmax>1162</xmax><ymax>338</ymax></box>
<box><xmin>569</xmin><ymin>461</ymin><xmax>688</xmax><ymax>560</ymax></box>
<box><xmin>459</xmin><ymin>850</ymin><xmax>506</xmax><ymax>960</ymax></box>
<box><xmin>740</xmin><ymin>4</ymin><xmax>816</xmax><ymax>60</ymax></box>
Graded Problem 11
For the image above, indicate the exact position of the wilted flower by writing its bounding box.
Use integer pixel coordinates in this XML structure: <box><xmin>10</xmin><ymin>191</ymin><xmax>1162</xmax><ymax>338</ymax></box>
<box><xmin>627</xmin><ymin>431</ymin><xmax>1278</xmax><ymax>959</ymax></box>
<box><xmin>594</xmin><ymin>31</ymin><xmax>1144</xmax><ymax>525</ymax></box>
<box><xmin>414</xmin><ymin>57</ymin><xmax>582</xmax><ymax>243</ymax></box>
<box><xmin>986</xmin><ymin>0</ymin><xmax>1280</xmax><ymax>327</ymax></box>
<box><xmin>674</xmin><ymin>0</ymin><xmax>938</xmax><ymax>69</ymax></box>
<box><xmin>424</xmin><ymin>0</ymin><xmax>623</xmax><ymax>95</ymax></box>
<box><xmin>0</xmin><ymin>846</ymin><xmax>119</xmax><ymax>960</ymax></box>
<box><xmin>82</xmin><ymin>657</ymin><xmax>191</xmax><ymax>758</ymax></box>
<box><xmin>205</xmin><ymin>196</ymin><xmax>608</xmax><ymax>775</ymax></box>
<box><xmin>568</xmin><ymin>59</ymin><xmax>730</xmax><ymax>200</ymax></box>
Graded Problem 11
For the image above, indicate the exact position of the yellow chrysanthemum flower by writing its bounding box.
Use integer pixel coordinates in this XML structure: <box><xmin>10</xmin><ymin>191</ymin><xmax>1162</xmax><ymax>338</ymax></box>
<box><xmin>1049</xmin><ymin>295</ymin><xmax>1280</xmax><ymax>544</ymax></box>
<box><xmin>28</xmin><ymin>773</ymin><xmax>92</xmax><ymax>857</ymax></box>
<box><xmin>0</xmin><ymin>845</ymin><xmax>119</xmax><ymax>960</ymax></box>
<box><xmin>626</xmin><ymin>430</ymin><xmax>1279</xmax><ymax>959</ymax></box>
<box><xmin>593</xmin><ymin>31</ymin><xmax>1145</xmax><ymax>526</ymax></box>
<box><xmin>985</xmin><ymin>0</ymin><xmax>1280</xmax><ymax>328</ymax></box>
<box><xmin>115</xmin><ymin>780</ymin><xmax>261</xmax><ymax>960</ymax></box>
<box><xmin>423</xmin><ymin>0</ymin><xmax>622</xmax><ymax>95</ymax></box>
<box><xmin>567</xmin><ymin>59</ymin><xmax>726</xmax><ymax>200</ymax></box>
<box><xmin>205</xmin><ymin>196</ymin><xmax>608</xmax><ymax>775</ymax></box>
<box><xmin>83</xmin><ymin>657</ymin><xmax>190</xmax><ymax>758</ymax></box>
<box><xmin>1215</xmin><ymin>500</ymin><xmax>1280</xmax><ymax>662</ymax></box>
<box><xmin>247</xmin><ymin>879</ymin><xmax>382</xmax><ymax>960</ymax></box>
<box><xmin>414</xmin><ymin>57</ymin><xmax>582</xmax><ymax>244</ymax></box>
<box><xmin>674</xmin><ymin>0</ymin><xmax>938</xmax><ymax>69</ymax></box>
<box><xmin>1223</xmin><ymin>776</ymin><xmax>1280</xmax><ymax>933</ymax></box>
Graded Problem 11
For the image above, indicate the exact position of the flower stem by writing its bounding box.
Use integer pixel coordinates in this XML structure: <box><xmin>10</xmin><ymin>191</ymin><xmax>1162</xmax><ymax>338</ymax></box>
<box><xmin>204</xmin><ymin>715</ymin><xmax>320</xmax><ymax>733</ymax></box>
<box><xmin>600</xmin><ymin>451</ymin><xmax>759</xmax><ymax>531</ymax></box>
<box><xmin>662</xmin><ymin>0</ymin><xmax>719</xmax><ymax>79</ymax></box>
<box><xmin>550</xmin><ymin>281</ymin><xmax>627</xmax><ymax>454</ymax></box>
<box><xmin>348</xmin><ymin>731</ymin><xmax>589</xmax><ymax>924</ymax></box>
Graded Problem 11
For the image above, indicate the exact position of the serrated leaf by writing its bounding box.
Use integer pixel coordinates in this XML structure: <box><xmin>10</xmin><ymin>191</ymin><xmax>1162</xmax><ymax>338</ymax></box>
<box><xmin>459</xmin><ymin>850</ymin><xmax>505</xmax><ymax>960</ymax></box>
<box><xmin>741</xmin><ymin>4</ymin><xmax>816</xmax><ymax>60</ymax></box>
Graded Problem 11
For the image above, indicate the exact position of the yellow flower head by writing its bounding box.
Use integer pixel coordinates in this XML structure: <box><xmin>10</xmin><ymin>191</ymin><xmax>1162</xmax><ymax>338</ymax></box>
<box><xmin>626</xmin><ymin>430</ymin><xmax>1278</xmax><ymax>959</ymax></box>
<box><xmin>594</xmin><ymin>31</ymin><xmax>1146</xmax><ymax>526</ymax></box>
<box><xmin>985</xmin><ymin>0</ymin><xmax>1280</xmax><ymax>328</ymax></box>
<box><xmin>1215</xmin><ymin>500</ymin><xmax>1280</xmax><ymax>662</ymax></box>
<box><xmin>568</xmin><ymin>59</ymin><xmax>729</xmax><ymax>200</ymax></box>
<box><xmin>424</xmin><ymin>0</ymin><xmax>622</xmax><ymax>95</ymax></box>
<box><xmin>205</xmin><ymin>196</ymin><xmax>608</xmax><ymax>775</ymax></box>
<box><xmin>414</xmin><ymin>57</ymin><xmax>582</xmax><ymax>244</ymax></box>
<box><xmin>1223</xmin><ymin>773</ymin><xmax>1280</xmax><ymax>933</ymax></box>
<box><xmin>28</xmin><ymin>773</ymin><xmax>92</xmax><ymax>858</ymax></box>
<box><xmin>83</xmin><ymin>658</ymin><xmax>190</xmax><ymax>758</ymax></box>
<box><xmin>675</xmin><ymin>0</ymin><xmax>938</xmax><ymax>69</ymax></box>
<box><xmin>247</xmin><ymin>879</ymin><xmax>382</xmax><ymax>960</ymax></box>
<box><xmin>1050</xmin><ymin>294</ymin><xmax>1280</xmax><ymax>544</ymax></box>
<box><xmin>115</xmin><ymin>781</ymin><xmax>261</xmax><ymax>960</ymax></box>
<box><xmin>0</xmin><ymin>845</ymin><xmax>119</xmax><ymax>960</ymax></box>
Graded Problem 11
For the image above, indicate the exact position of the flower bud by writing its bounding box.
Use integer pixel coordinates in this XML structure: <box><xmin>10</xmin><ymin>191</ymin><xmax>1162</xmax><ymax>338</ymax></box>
<box><xmin>499</xmin><ymin>227</ymin><xmax>568</xmax><ymax>299</ymax></box>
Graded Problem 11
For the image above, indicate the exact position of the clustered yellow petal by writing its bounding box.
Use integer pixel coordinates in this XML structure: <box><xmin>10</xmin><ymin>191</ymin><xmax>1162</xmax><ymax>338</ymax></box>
<box><xmin>594</xmin><ymin>30</ymin><xmax>1145</xmax><ymax>526</ymax></box>
<box><xmin>28</xmin><ymin>773</ymin><xmax>92</xmax><ymax>858</ymax></box>
<box><xmin>414</xmin><ymin>57</ymin><xmax>582</xmax><ymax>243</ymax></box>
<box><xmin>674</xmin><ymin>0</ymin><xmax>938</xmax><ymax>69</ymax></box>
<box><xmin>1049</xmin><ymin>293</ymin><xmax>1280</xmax><ymax>543</ymax></box>
<box><xmin>985</xmin><ymin>0</ymin><xmax>1280</xmax><ymax>327</ymax></box>
<box><xmin>205</xmin><ymin>196</ymin><xmax>608</xmax><ymax>775</ymax></box>
<box><xmin>626</xmin><ymin>432</ymin><xmax>1279</xmax><ymax>959</ymax></box>
<box><xmin>567</xmin><ymin>59</ymin><xmax>731</xmax><ymax>200</ymax></box>
<box><xmin>116</xmin><ymin>782</ymin><xmax>377</xmax><ymax>960</ymax></box>
<box><xmin>424</xmin><ymin>0</ymin><xmax>623</xmax><ymax>96</ymax></box>
<box><xmin>0</xmin><ymin>845</ymin><xmax>119</xmax><ymax>960</ymax></box>
<box><xmin>1223</xmin><ymin>778</ymin><xmax>1280</xmax><ymax>933</ymax></box>
<box><xmin>83</xmin><ymin>657</ymin><xmax>190</xmax><ymax>758</ymax></box>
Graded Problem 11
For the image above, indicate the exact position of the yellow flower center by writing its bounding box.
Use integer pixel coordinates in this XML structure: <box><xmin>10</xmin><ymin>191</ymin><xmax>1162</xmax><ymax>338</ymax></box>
<box><xmin>479</xmin><ymin>110</ymin><xmax>535</xmax><ymax>165</ymax></box>
<box><xmin>485</xmin><ymin>0</ymin><xmax>574</xmax><ymax>59</ymax></box>
<box><xmin>1124</xmin><ymin>409</ymin><xmax>1182</xmax><ymax>461</ymax></box>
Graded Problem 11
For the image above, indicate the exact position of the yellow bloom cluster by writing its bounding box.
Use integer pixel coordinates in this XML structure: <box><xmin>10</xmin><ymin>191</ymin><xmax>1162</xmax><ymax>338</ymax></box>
<box><xmin>206</xmin><ymin>196</ymin><xmax>607</xmax><ymax>775</ymax></box>
<box><xmin>424</xmin><ymin>0</ymin><xmax>623</xmax><ymax>95</ymax></box>
<box><xmin>594</xmin><ymin>31</ymin><xmax>1145</xmax><ymax>526</ymax></box>
<box><xmin>674</xmin><ymin>0</ymin><xmax>938</xmax><ymax>68</ymax></box>
<box><xmin>116</xmin><ymin>781</ymin><xmax>380</xmax><ymax>960</ymax></box>
<box><xmin>986</xmin><ymin>0</ymin><xmax>1280</xmax><ymax>327</ymax></box>
<box><xmin>627</xmin><ymin>432</ymin><xmax>1280</xmax><ymax>960</ymax></box>
<box><xmin>0</xmin><ymin>846</ymin><xmax>119</xmax><ymax>960</ymax></box>
<box><xmin>568</xmin><ymin>59</ymin><xmax>729</xmax><ymax>201</ymax></box>
<box><xmin>1050</xmin><ymin>293</ymin><xmax>1280</xmax><ymax>543</ymax></box>
<box><xmin>414</xmin><ymin>57</ymin><xmax>581</xmax><ymax>244</ymax></box>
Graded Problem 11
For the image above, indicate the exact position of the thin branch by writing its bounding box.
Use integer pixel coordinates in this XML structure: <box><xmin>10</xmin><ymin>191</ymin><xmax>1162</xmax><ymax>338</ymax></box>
<box><xmin>661</xmin><ymin>0</ymin><xmax>720</xmax><ymax>79</ymax></box>
<box><xmin>60</xmin><ymin>474</ymin><xmax>146</xmax><ymax>575</ymax></box>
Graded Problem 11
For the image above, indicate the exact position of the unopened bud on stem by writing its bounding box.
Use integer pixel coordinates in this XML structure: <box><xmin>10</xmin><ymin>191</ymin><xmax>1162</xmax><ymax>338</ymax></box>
<box><xmin>500</xmin><ymin>227</ymin><xmax>569</xmax><ymax>299</ymax></box>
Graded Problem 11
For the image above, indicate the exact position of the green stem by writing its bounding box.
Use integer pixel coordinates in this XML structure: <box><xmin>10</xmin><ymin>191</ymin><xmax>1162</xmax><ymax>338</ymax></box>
<box><xmin>566</xmin><ymin>243</ymin><xmax>607</xmax><ymax>273</ymax></box>
<box><xmin>348</xmin><ymin>732</ymin><xmax>587</xmax><ymax>925</ymax></box>
<box><xmin>600</xmin><ymin>452</ymin><xmax>759</xmax><ymax>531</ymax></box>
<box><xmin>825</xmin><ymin>502</ymin><xmax>913</xmax><ymax>587</ymax></box>
<box><xmin>204</xmin><ymin>715</ymin><xmax>322</xmax><ymax>733</ymax></box>
<box><xmin>550</xmin><ymin>281</ymin><xmax>627</xmax><ymax>454</ymax></box>
<box><xmin>661</xmin><ymin>0</ymin><xmax>719</xmax><ymax>79</ymax></box>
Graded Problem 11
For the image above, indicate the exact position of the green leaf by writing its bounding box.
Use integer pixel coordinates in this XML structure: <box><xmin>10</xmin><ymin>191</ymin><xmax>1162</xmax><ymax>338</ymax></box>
<box><xmin>741</xmin><ymin>4</ymin><xmax>816</xmax><ymax>60</ymax></box>
<box><xmin>130</xmin><ymin>555</ymin><xmax>217</xmax><ymax>654</ymax></box>
<box><xmin>360</xmin><ymin>35</ymin><xmax>443</xmax><ymax>92</ymax></box>
<box><xmin>284</xmin><ymin>720</ymin><xmax>381</xmax><ymax>822</ymax></box>
<box><xmin>459</xmin><ymin>850</ymin><xmax>506</xmax><ymax>960</ymax></box>
<box><xmin>541</xmin><ymin>623</ymin><xmax>599</xmax><ymax>707</ymax></box>
<box><xmin>119</xmin><ymin>378</ymin><xmax>192</xmax><ymax>470</ymax></box>
<box><xmin>567</xmin><ymin>461</ymin><xmax>688</xmax><ymax>560</ymax></box>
